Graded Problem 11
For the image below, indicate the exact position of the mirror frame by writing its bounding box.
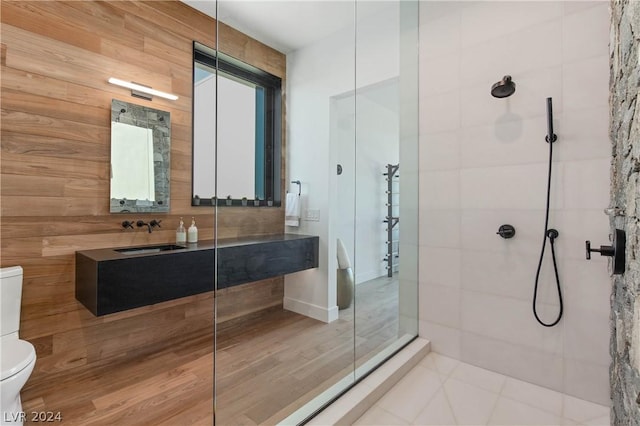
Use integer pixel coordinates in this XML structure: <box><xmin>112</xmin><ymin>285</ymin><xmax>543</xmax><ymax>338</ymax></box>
<box><xmin>109</xmin><ymin>99</ymin><xmax>171</xmax><ymax>213</ymax></box>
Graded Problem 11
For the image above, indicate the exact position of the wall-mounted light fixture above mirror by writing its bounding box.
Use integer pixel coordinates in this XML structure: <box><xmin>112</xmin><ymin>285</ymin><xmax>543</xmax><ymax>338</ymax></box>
<box><xmin>108</xmin><ymin>78</ymin><xmax>178</xmax><ymax>101</ymax></box>
<box><xmin>192</xmin><ymin>41</ymin><xmax>282</xmax><ymax>206</ymax></box>
<box><xmin>110</xmin><ymin>99</ymin><xmax>171</xmax><ymax>213</ymax></box>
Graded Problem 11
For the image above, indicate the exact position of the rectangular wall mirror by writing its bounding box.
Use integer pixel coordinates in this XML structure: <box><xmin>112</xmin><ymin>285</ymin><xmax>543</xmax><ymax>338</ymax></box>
<box><xmin>110</xmin><ymin>99</ymin><xmax>171</xmax><ymax>213</ymax></box>
<box><xmin>192</xmin><ymin>41</ymin><xmax>282</xmax><ymax>206</ymax></box>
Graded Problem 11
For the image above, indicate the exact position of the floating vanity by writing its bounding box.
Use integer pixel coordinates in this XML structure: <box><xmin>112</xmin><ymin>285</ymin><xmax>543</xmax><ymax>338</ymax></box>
<box><xmin>76</xmin><ymin>234</ymin><xmax>319</xmax><ymax>316</ymax></box>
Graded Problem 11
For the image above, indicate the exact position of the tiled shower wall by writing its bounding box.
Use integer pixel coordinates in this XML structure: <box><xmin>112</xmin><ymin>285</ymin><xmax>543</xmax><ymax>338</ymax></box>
<box><xmin>418</xmin><ymin>1</ymin><xmax>612</xmax><ymax>404</ymax></box>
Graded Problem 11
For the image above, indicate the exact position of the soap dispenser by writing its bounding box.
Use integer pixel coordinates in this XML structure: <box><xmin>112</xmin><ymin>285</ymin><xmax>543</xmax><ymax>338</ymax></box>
<box><xmin>176</xmin><ymin>217</ymin><xmax>186</xmax><ymax>245</ymax></box>
<box><xmin>187</xmin><ymin>217</ymin><xmax>198</xmax><ymax>243</ymax></box>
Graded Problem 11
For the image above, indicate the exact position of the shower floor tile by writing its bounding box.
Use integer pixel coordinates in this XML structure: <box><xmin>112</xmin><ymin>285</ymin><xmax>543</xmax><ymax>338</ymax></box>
<box><xmin>354</xmin><ymin>352</ymin><xmax>610</xmax><ymax>426</ymax></box>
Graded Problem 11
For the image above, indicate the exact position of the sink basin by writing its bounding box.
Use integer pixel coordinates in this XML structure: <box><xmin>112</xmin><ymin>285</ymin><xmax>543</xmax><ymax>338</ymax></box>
<box><xmin>115</xmin><ymin>244</ymin><xmax>186</xmax><ymax>255</ymax></box>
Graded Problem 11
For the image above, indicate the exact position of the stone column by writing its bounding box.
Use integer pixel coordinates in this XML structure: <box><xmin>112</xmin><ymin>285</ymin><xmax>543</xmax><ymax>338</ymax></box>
<box><xmin>609</xmin><ymin>1</ymin><xmax>640</xmax><ymax>424</ymax></box>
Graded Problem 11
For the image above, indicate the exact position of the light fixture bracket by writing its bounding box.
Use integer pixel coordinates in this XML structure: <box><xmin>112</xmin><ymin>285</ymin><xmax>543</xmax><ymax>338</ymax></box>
<box><xmin>130</xmin><ymin>82</ymin><xmax>153</xmax><ymax>101</ymax></box>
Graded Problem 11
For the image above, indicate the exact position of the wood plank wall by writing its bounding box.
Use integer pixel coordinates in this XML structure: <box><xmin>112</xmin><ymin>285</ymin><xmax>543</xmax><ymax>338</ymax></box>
<box><xmin>0</xmin><ymin>0</ymin><xmax>286</xmax><ymax>387</ymax></box>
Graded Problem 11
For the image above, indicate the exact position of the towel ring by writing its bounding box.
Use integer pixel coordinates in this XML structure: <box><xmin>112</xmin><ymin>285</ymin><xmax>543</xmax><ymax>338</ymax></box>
<box><xmin>291</xmin><ymin>180</ymin><xmax>301</xmax><ymax>196</ymax></box>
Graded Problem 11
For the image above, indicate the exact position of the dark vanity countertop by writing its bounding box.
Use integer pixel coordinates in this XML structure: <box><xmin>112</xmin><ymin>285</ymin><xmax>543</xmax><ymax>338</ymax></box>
<box><xmin>77</xmin><ymin>233</ymin><xmax>318</xmax><ymax>261</ymax></box>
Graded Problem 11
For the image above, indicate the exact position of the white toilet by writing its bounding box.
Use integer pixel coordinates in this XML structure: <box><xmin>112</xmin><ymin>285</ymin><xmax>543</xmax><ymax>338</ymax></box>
<box><xmin>1</xmin><ymin>266</ymin><xmax>36</xmax><ymax>426</ymax></box>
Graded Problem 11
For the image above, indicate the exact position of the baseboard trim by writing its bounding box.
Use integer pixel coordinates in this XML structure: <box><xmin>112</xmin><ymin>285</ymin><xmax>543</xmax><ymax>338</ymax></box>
<box><xmin>283</xmin><ymin>297</ymin><xmax>339</xmax><ymax>323</ymax></box>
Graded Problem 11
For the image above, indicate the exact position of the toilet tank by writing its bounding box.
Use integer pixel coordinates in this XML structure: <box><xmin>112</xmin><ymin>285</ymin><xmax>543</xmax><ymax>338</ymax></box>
<box><xmin>0</xmin><ymin>266</ymin><xmax>24</xmax><ymax>337</ymax></box>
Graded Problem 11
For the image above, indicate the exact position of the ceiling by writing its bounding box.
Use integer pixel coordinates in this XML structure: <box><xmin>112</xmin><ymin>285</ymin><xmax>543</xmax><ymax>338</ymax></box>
<box><xmin>181</xmin><ymin>1</ymin><xmax>390</xmax><ymax>54</ymax></box>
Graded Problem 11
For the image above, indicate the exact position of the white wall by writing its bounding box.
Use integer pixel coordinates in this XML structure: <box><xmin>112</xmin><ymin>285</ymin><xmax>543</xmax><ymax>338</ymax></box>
<box><xmin>418</xmin><ymin>1</ymin><xmax>612</xmax><ymax>405</ymax></box>
<box><xmin>285</xmin><ymin>2</ymin><xmax>404</xmax><ymax>322</ymax></box>
<box><xmin>331</xmin><ymin>81</ymin><xmax>400</xmax><ymax>285</ymax></box>
<box><xmin>356</xmin><ymin>86</ymin><xmax>399</xmax><ymax>283</ymax></box>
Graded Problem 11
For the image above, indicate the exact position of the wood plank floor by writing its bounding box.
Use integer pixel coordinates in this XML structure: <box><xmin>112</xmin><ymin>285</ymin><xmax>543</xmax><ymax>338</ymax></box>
<box><xmin>21</xmin><ymin>277</ymin><xmax>400</xmax><ymax>425</ymax></box>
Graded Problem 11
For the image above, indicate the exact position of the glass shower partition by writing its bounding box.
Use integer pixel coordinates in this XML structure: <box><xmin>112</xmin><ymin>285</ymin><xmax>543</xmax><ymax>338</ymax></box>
<box><xmin>211</xmin><ymin>1</ymin><xmax>419</xmax><ymax>424</ymax></box>
<box><xmin>353</xmin><ymin>0</ymin><xmax>420</xmax><ymax>377</ymax></box>
<box><xmin>213</xmin><ymin>2</ymin><xmax>357</xmax><ymax>425</ymax></box>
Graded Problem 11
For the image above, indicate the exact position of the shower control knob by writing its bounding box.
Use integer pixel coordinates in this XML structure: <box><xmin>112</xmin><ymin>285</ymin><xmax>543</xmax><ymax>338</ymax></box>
<box><xmin>585</xmin><ymin>229</ymin><xmax>626</xmax><ymax>275</ymax></box>
<box><xmin>496</xmin><ymin>224</ymin><xmax>516</xmax><ymax>239</ymax></box>
<box><xmin>585</xmin><ymin>241</ymin><xmax>613</xmax><ymax>259</ymax></box>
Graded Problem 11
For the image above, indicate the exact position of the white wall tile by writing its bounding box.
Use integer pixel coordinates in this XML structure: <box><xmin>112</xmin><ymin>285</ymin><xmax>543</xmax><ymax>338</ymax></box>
<box><xmin>417</xmin><ymin>0</ymin><xmax>611</xmax><ymax>405</ymax></box>
<box><xmin>460</xmin><ymin>19</ymin><xmax>562</xmax><ymax>88</ymax></box>
<box><xmin>460</xmin><ymin>163</ymin><xmax>564</xmax><ymax>210</ymax></box>
<box><xmin>420</xmin><ymin>1</ymin><xmax>463</xmax><ymax>25</ymax></box>
<box><xmin>555</xmin><ymin>107</ymin><xmax>610</xmax><ymax>162</ymax></box>
<box><xmin>418</xmin><ymin>321</ymin><xmax>461</xmax><ymax>359</ymax></box>
<box><xmin>562</xmin><ymin>259</ymin><xmax>612</xmax><ymax>315</ymax></box>
<box><xmin>459</xmin><ymin>1</ymin><xmax>563</xmax><ymax>48</ymax></box>
<box><xmin>419</xmin><ymin>209</ymin><xmax>460</xmax><ymax>248</ymax></box>
<box><xmin>420</xmin><ymin>131</ymin><xmax>461</xmax><ymax>171</ymax></box>
<box><xmin>419</xmin><ymin>13</ymin><xmax>460</xmax><ymax>59</ymax></box>
<box><xmin>460</xmin><ymin>116</ymin><xmax>550</xmax><ymax>169</ymax></box>
<box><xmin>563</xmin><ymin>55</ymin><xmax>610</xmax><ymax>112</ymax></box>
<box><xmin>420</xmin><ymin>53</ymin><xmax>460</xmax><ymax>98</ymax></box>
<box><xmin>563</xmin><ymin>3</ymin><xmax>610</xmax><ymax>64</ymax></box>
<box><xmin>563</xmin><ymin>158</ymin><xmax>611</xmax><ymax>210</ymax></box>
<box><xmin>461</xmin><ymin>248</ymin><xmax>559</xmax><ymax>305</ymax></box>
<box><xmin>460</xmin><ymin>290</ymin><xmax>563</xmax><ymax>355</ymax></box>
<box><xmin>563</xmin><ymin>304</ymin><xmax>610</xmax><ymax>366</ymax></box>
<box><xmin>461</xmin><ymin>66</ymin><xmax>563</xmax><ymax>129</ymax></box>
<box><xmin>420</xmin><ymin>170</ymin><xmax>460</xmax><ymax>210</ymax></box>
<box><xmin>461</xmin><ymin>331</ymin><xmax>564</xmax><ymax>392</ymax></box>
<box><xmin>563</xmin><ymin>1</ymin><xmax>606</xmax><ymax>16</ymax></box>
<box><xmin>563</xmin><ymin>359</ymin><xmax>610</xmax><ymax>405</ymax></box>
<box><xmin>420</xmin><ymin>284</ymin><xmax>460</xmax><ymax>328</ymax></box>
<box><xmin>460</xmin><ymin>209</ymin><xmax>551</xmax><ymax>256</ymax></box>
<box><xmin>420</xmin><ymin>90</ymin><xmax>461</xmax><ymax>134</ymax></box>
<box><xmin>419</xmin><ymin>247</ymin><xmax>461</xmax><ymax>288</ymax></box>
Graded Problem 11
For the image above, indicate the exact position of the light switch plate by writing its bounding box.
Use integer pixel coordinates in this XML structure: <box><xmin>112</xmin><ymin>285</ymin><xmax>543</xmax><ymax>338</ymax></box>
<box><xmin>305</xmin><ymin>209</ymin><xmax>320</xmax><ymax>222</ymax></box>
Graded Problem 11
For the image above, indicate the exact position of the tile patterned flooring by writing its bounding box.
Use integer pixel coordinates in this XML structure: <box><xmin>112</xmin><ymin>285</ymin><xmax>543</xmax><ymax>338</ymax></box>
<box><xmin>354</xmin><ymin>352</ymin><xmax>610</xmax><ymax>426</ymax></box>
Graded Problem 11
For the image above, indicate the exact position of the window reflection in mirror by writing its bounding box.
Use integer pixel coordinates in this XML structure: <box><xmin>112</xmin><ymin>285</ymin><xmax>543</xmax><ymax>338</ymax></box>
<box><xmin>192</xmin><ymin>42</ymin><xmax>281</xmax><ymax>206</ymax></box>
<box><xmin>110</xmin><ymin>99</ymin><xmax>170</xmax><ymax>213</ymax></box>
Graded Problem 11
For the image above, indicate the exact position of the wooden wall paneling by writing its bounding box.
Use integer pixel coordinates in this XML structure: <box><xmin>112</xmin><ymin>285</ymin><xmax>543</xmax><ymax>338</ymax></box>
<box><xmin>112</xmin><ymin>1</ymin><xmax>216</xmax><ymax>46</ymax></box>
<box><xmin>0</xmin><ymin>110</ymin><xmax>110</xmax><ymax>145</ymax></box>
<box><xmin>0</xmin><ymin>67</ymin><xmax>69</xmax><ymax>102</ymax></box>
<box><xmin>0</xmin><ymin>2</ymin><xmax>109</xmax><ymax>54</ymax></box>
<box><xmin>1</xmin><ymin>89</ymin><xmax>109</xmax><ymax>127</ymax></box>
<box><xmin>218</xmin><ymin>22</ymin><xmax>286</xmax><ymax>78</ymax></box>
<box><xmin>1</xmin><ymin>130</ymin><xmax>109</xmax><ymax>163</ymax></box>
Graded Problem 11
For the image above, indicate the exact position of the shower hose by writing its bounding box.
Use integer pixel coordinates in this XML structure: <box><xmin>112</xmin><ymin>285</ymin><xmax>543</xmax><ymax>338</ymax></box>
<box><xmin>532</xmin><ymin>131</ymin><xmax>563</xmax><ymax>327</ymax></box>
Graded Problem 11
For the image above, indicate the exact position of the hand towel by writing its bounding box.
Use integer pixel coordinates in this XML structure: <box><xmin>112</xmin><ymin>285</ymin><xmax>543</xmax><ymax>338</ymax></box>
<box><xmin>285</xmin><ymin>193</ymin><xmax>301</xmax><ymax>227</ymax></box>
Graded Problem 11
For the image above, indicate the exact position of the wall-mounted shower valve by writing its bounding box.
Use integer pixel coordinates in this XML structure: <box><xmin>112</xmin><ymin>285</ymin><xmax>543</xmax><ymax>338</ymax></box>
<box><xmin>585</xmin><ymin>229</ymin><xmax>626</xmax><ymax>275</ymax></box>
<box><xmin>496</xmin><ymin>224</ymin><xmax>516</xmax><ymax>239</ymax></box>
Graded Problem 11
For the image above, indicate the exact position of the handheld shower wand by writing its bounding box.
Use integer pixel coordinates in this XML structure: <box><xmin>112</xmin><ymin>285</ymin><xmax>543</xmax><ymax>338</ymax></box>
<box><xmin>533</xmin><ymin>97</ymin><xmax>563</xmax><ymax>327</ymax></box>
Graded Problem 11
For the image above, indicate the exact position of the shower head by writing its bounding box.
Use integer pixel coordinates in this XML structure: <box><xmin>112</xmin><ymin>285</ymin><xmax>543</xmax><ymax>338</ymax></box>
<box><xmin>491</xmin><ymin>75</ymin><xmax>516</xmax><ymax>98</ymax></box>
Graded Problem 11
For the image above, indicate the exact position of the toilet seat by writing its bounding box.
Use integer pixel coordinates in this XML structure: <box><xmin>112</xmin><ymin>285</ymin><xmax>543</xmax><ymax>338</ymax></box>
<box><xmin>1</xmin><ymin>339</ymin><xmax>35</xmax><ymax>380</ymax></box>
